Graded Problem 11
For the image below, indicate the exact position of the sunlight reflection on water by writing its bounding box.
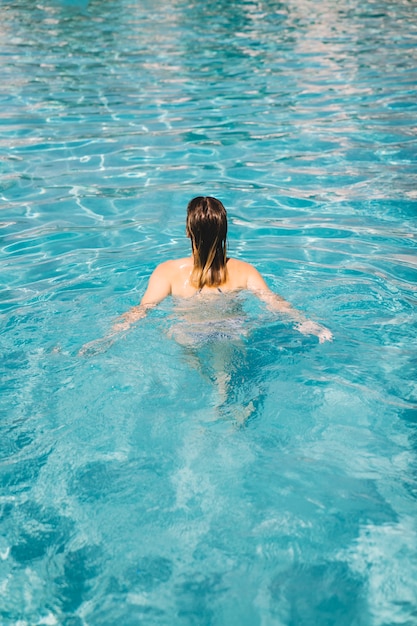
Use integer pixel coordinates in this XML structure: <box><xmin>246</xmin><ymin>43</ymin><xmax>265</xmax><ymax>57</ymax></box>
<box><xmin>1</xmin><ymin>0</ymin><xmax>416</xmax><ymax>623</ymax></box>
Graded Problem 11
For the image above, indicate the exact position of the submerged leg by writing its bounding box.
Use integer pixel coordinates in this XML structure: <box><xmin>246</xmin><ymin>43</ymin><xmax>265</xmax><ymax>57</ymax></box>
<box><xmin>169</xmin><ymin>326</ymin><xmax>261</xmax><ymax>427</ymax></box>
<box><xmin>209</xmin><ymin>339</ymin><xmax>259</xmax><ymax>427</ymax></box>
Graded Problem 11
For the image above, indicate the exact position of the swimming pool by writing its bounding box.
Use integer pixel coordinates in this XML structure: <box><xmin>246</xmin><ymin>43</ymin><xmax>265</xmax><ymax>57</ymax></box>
<box><xmin>1</xmin><ymin>0</ymin><xmax>416</xmax><ymax>623</ymax></box>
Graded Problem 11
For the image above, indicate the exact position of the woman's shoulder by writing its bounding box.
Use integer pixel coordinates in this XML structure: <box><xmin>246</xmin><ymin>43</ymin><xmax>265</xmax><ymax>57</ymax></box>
<box><xmin>225</xmin><ymin>258</ymin><xmax>255</xmax><ymax>289</ymax></box>
<box><xmin>227</xmin><ymin>257</ymin><xmax>257</xmax><ymax>273</ymax></box>
<box><xmin>154</xmin><ymin>257</ymin><xmax>192</xmax><ymax>273</ymax></box>
<box><xmin>226</xmin><ymin>257</ymin><xmax>268</xmax><ymax>290</ymax></box>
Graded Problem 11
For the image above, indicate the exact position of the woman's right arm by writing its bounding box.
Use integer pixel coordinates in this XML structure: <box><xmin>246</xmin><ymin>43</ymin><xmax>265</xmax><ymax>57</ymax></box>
<box><xmin>246</xmin><ymin>263</ymin><xmax>332</xmax><ymax>343</ymax></box>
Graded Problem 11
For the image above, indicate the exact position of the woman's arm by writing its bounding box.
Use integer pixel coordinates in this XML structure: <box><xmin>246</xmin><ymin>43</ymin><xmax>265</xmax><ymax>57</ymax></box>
<box><xmin>246</xmin><ymin>265</ymin><xmax>333</xmax><ymax>343</ymax></box>
<box><xmin>79</xmin><ymin>263</ymin><xmax>173</xmax><ymax>354</ymax></box>
<box><xmin>112</xmin><ymin>262</ymin><xmax>173</xmax><ymax>332</ymax></box>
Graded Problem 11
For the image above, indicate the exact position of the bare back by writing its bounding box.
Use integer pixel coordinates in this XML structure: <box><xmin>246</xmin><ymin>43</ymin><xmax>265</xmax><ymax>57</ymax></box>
<box><xmin>140</xmin><ymin>256</ymin><xmax>271</xmax><ymax>306</ymax></box>
<box><xmin>111</xmin><ymin>253</ymin><xmax>332</xmax><ymax>343</ymax></box>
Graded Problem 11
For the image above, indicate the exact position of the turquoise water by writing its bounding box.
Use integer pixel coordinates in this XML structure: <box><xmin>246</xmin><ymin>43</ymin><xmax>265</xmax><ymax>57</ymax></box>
<box><xmin>1</xmin><ymin>0</ymin><xmax>417</xmax><ymax>623</ymax></box>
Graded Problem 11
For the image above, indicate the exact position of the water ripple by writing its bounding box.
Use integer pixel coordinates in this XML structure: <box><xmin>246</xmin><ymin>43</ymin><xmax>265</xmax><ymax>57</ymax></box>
<box><xmin>1</xmin><ymin>0</ymin><xmax>417</xmax><ymax>624</ymax></box>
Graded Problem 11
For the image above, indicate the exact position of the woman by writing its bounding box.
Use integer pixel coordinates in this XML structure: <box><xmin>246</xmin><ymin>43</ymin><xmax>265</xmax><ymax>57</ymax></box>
<box><xmin>113</xmin><ymin>196</ymin><xmax>332</xmax><ymax>343</ymax></box>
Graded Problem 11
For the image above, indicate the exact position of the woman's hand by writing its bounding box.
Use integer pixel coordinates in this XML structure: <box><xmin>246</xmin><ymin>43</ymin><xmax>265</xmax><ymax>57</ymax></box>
<box><xmin>296</xmin><ymin>320</ymin><xmax>333</xmax><ymax>343</ymax></box>
<box><xmin>79</xmin><ymin>304</ymin><xmax>151</xmax><ymax>356</ymax></box>
<box><xmin>78</xmin><ymin>334</ymin><xmax>117</xmax><ymax>357</ymax></box>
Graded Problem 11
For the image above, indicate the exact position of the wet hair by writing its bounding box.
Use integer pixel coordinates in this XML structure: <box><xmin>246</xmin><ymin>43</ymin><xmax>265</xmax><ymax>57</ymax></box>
<box><xmin>186</xmin><ymin>196</ymin><xmax>228</xmax><ymax>289</ymax></box>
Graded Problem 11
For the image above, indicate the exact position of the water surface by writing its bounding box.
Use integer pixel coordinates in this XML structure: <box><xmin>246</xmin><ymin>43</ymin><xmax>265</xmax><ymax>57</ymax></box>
<box><xmin>1</xmin><ymin>0</ymin><xmax>417</xmax><ymax>624</ymax></box>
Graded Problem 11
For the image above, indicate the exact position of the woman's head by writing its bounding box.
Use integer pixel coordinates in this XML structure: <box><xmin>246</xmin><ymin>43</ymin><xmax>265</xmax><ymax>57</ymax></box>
<box><xmin>186</xmin><ymin>196</ymin><xmax>228</xmax><ymax>288</ymax></box>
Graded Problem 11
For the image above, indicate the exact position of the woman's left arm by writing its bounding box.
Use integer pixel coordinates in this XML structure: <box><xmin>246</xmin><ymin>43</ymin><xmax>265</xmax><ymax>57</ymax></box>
<box><xmin>112</xmin><ymin>262</ymin><xmax>173</xmax><ymax>331</ymax></box>
<box><xmin>79</xmin><ymin>262</ymin><xmax>173</xmax><ymax>355</ymax></box>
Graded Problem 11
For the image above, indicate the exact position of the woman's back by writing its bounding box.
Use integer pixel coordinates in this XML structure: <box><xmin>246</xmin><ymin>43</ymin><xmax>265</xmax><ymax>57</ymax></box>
<box><xmin>150</xmin><ymin>256</ymin><xmax>268</xmax><ymax>301</ymax></box>
<box><xmin>103</xmin><ymin>196</ymin><xmax>332</xmax><ymax>343</ymax></box>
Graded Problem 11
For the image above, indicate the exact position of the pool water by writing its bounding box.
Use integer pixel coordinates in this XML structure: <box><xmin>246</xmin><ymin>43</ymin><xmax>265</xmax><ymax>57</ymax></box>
<box><xmin>1</xmin><ymin>0</ymin><xmax>417</xmax><ymax>623</ymax></box>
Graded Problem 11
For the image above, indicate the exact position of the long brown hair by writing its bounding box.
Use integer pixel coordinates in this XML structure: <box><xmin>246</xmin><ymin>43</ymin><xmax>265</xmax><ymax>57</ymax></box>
<box><xmin>186</xmin><ymin>196</ymin><xmax>228</xmax><ymax>289</ymax></box>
